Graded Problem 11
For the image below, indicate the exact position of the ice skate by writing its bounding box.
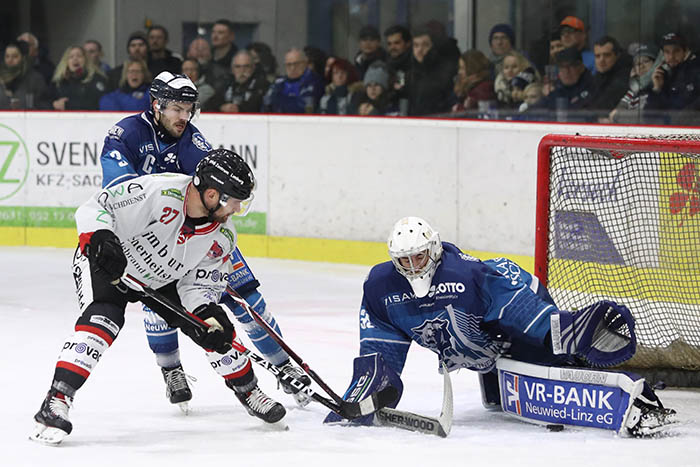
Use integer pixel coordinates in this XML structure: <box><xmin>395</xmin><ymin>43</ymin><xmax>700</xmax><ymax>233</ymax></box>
<box><xmin>161</xmin><ymin>364</ymin><xmax>195</xmax><ymax>414</ymax></box>
<box><xmin>30</xmin><ymin>389</ymin><xmax>73</xmax><ymax>446</ymax></box>
<box><xmin>235</xmin><ymin>385</ymin><xmax>287</xmax><ymax>426</ymax></box>
<box><xmin>278</xmin><ymin>361</ymin><xmax>312</xmax><ymax>407</ymax></box>
<box><xmin>626</xmin><ymin>398</ymin><xmax>678</xmax><ymax>437</ymax></box>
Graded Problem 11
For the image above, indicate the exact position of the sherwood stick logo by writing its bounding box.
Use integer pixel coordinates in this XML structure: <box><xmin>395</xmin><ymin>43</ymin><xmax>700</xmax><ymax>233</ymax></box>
<box><xmin>0</xmin><ymin>124</ymin><xmax>30</xmax><ymax>201</ymax></box>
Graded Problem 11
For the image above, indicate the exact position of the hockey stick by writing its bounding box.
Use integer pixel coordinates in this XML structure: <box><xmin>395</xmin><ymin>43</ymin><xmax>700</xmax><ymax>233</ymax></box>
<box><xmin>120</xmin><ymin>274</ymin><xmax>396</xmax><ymax>419</ymax></box>
<box><xmin>224</xmin><ymin>285</ymin><xmax>399</xmax><ymax>418</ymax></box>
<box><xmin>374</xmin><ymin>362</ymin><xmax>454</xmax><ymax>437</ymax></box>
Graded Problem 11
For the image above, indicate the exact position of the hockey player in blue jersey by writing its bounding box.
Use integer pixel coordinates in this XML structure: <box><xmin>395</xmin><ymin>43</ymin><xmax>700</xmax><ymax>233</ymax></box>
<box><xmin>99</xmin><ymin>71</ymin><xmax>310</xmax><ymax>411</ymax></box>
<box><xmin>326</xmin><ymin>216</ymin><xmax>676</xmax><ymax>436</ymax></box>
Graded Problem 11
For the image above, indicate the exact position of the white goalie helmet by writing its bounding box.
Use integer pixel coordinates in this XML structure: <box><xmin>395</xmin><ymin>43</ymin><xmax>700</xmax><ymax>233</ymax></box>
<box><xmin>387</xmin><ymin>217</ymin><xmax>443</xmax><ymax>298</ymax></box>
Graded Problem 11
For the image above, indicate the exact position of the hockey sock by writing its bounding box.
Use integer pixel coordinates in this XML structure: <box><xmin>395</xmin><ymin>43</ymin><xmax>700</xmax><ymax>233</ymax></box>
<box><xmin>206</xmin><ymin>345</ymin><xmax>254</xmax><ymax>386</ymax></box>
<box><xmin>155</xmin><ymin>349</ymin><xmax>182</xmax><ymax>369</ymax></box>
<box><xmin>222</xmin><ymin>291</ymin><xmax>288</xmax><ymax>366</ymax></box>
<box><xmin>54</xmin><ymin>302</ymin><xmax>123</xmax><ymax>391</ymax></box>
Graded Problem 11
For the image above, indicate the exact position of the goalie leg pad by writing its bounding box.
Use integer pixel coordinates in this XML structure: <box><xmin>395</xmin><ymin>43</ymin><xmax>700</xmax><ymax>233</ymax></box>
<box><xmin>550</xmin><ymin>300</ymin><xmax>636</xmax><ymax>367</ymax></box>
<box><xmin>323</xmin><ymin>353</ymin><xmax>404</xmax><ymax>425</ymax></box>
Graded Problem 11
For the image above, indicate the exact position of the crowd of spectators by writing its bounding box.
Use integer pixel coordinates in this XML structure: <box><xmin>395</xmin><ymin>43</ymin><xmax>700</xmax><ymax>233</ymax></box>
<box><xmin>1</xmin><ymin>16</ymin><xmax>699</xmax><ymax>124</ymax></box>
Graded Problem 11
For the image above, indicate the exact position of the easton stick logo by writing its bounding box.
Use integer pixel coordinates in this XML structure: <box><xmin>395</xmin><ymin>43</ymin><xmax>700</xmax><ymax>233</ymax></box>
<box><xmin>669</xmin><ymin>162</ymin><xmax>700</xmax><ymax>227</ymax></box>
<box><xmin>0</xmin><ymin>124</ymin><xmax>30</xmax><ymax>201</ymax></box>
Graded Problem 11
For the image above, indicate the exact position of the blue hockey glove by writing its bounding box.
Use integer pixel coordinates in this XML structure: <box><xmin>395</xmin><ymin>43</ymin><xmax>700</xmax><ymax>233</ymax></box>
<box><xmin>550</xmin><ymin>300</ymin><xmax>636</xmax><ymax>367</ymax></box>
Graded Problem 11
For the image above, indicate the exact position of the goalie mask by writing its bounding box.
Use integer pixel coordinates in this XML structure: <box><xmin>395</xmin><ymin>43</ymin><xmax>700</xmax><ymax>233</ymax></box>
<box><xmin>388</xmin><ymin>217</ymin><xmax>443</xmax><ymax>298</ymax></box>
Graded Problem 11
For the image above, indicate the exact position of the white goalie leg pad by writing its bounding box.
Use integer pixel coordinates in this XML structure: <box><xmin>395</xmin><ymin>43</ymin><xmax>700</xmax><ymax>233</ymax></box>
<box><xmin>496</xmin><ymin>358</ymin><xmax>645</xmax><ymax>435</ymax></box>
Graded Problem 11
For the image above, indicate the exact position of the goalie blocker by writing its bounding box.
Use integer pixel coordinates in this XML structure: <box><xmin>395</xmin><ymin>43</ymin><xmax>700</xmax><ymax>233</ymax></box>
<box><xmin>497</xmin><ymin>358</ymin><xmax>677</xmax><ymax>437</ymax></box>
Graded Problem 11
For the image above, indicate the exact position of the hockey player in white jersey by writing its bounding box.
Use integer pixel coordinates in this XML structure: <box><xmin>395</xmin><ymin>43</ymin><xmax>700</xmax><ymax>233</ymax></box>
<box><xmin>31</xmin><ymin>149</ymin><xmax>285</xmax><ymax>446</ymax></box>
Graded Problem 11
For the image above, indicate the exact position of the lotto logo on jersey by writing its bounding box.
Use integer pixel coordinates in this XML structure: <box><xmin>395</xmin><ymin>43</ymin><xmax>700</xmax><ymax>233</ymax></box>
<box><xmin>500</xmin><ymin>371</ymin><xmax>522</xmax><ymax>415</ymax></box>
<box><xmin>427</xmin><ymin>282</ymin><xmax>465</xmax><ymax>298</ymax></box>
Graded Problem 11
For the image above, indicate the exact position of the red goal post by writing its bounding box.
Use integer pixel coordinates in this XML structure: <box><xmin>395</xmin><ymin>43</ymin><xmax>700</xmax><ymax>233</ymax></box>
<box><xmin>535</xmin><ymin>133</ymin><xmax>700</xmax><ymax>386</ymax></box>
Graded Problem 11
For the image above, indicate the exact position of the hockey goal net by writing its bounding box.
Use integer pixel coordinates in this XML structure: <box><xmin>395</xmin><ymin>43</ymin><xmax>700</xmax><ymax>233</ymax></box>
<box><xmin>535</xmin><ymin>133</ymin><xmax>700</xmax><ymax>386</ymax></box>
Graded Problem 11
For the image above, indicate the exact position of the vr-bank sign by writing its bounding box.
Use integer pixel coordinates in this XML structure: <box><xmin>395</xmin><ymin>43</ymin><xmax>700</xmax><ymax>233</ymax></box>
<box><xmin>0</xmin><ymin>124</ymin><xmax>30</xmax><ymax>201</ymax></box>
<box><xmin>499</xmin><ymin>371</ymin><xmax>630</xmax><ymax>430</ymax></box>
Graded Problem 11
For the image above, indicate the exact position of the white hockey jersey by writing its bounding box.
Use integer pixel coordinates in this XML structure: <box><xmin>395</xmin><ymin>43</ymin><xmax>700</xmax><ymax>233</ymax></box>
<box><xmin>75</xmin><ymin>173</ymin><xmax>237</xmax><ymax>312</ymax></box>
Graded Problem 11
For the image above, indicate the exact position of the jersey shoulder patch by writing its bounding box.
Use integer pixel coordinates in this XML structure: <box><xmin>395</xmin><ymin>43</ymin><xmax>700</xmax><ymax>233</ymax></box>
<box><xmin>191</xmin><ymin>132</ymin><xmax>212</xmax><ymax>152</ymax></box>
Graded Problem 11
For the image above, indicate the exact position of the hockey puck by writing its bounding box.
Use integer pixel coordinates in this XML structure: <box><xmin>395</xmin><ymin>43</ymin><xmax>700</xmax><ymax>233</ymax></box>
<box><xmin>546</xmin><ymin>424</ymin><xmax>565</xmax><ymax>432</ymax></box>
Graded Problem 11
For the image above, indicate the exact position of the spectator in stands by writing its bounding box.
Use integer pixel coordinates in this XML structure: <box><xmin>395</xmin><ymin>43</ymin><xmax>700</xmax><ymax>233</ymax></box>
<box><xmin>647</xmin><ymin>32</ymin><xmax>700</xmax><ymax>112</ymax></box>
<box><xmin>50</xmin><ymin>45</ymin><xmax>107</xmax><ymax>110</ymax></box>
<box><xmin>319</xmin><ymin>58</ymin><xmax>360</xmax><ymax>115</ymax></box>
<box><xmin>263</xmin><ymin>47</ymin><xmax>324</xmax><ymax>114</ymax></box>
<box><xmin>533</xmin><ymin>47</ymin><xmax>594</xmax><ymax>112</ymax></box>
<box><xmin>304</xmin><ymin>46</ymin><xmax>328</xmax><ymax>80</ymax></box>
<box><xmin>211</xmin><ymin>19</ymin><xmax>238</xmax><ymax>70</ymax></box>
<box><xmin>187</xmin><ymin>36</ymin><xmax>212</xmax><ymax>66</ymax></box>
<box><xmin>487</xmin><ymin>24</ymin><xmax>515</xmax><ymax>76</ymax></box>
<box><xmin>494</xmin><ymin>51</ymin><xmax>537</xmax><ymax>109</ymax></box>
<box><xmin>451</xmin><ymin>49</ymin><xmax>495</xmax><ymax>112</ymax></box>
<box><xmin>186</xmin><ymin>36</ymin><xmax>228</xmax><ymax>93</ymax></box>
<box><xmin>147</xmin><ymin>25</ymin><xmax>182</xmax><ymax>76</ymax></box>
<box><xmin>0</xmin><ymin>41</ymin><xmax>48</xmax><ymax>110</ymax></box>
<box><xmin>349</xmin><ymin>62</ymin><xmax>395</xmax><ymax>116</ymax></box>
<box><xmin>181</xmin><ymin>58</ymin><xmax>215</xmax><ymax>110</ymax></box>
<box><xmin>406</xmin><ymin>27</ymin><xmax>454</xmax><ymax>116</ymax></box>
<box><xmin>354</xmin><ymin>25</ymin><xmax>387</xmax><ymax>79</ymax></box>
<box><xmin>384</xmin><ymin>25</ymin><xmax>412</xmax><ymax>100</ymax></box>
<box><xmin>247</xmin><ymin>42</ymin><xmax>278</xmax><ymax>82</ymax></box>
<box><xmin>518</xmin><ymin>82</ymin><xmax>544</xmax><ymax>112</ymax></box>
<box><xmin>609</xmin><ymin>44</ymin><xmax>661</xmax><ymax>123</ymax></box>
<box><xmin>588</xmin><ymin>36</ymin><xmax>632</xmax><ymax>116</ymax></box>
<box><xmin>558</xmin><ymin>16</ymin><xmax>595</xmax><ymax>73</ymax></box>
<box><xmin>98</xmin><ymin>59</ymin><xmax>151</xmax><ymax>111</ymax></box>
<box><xmin>84</xmin><ymin>40</ymin><xmax>111</xmax><ymax>74</ymax></box>
<box><xmin>108</xmin><ymin>32</ymin><xmax>149</xmax><ymax>90</ymax></box>
<box><xmin>17</xmin><ymin>32</ymin><xmax>55</xmax><ymax>85</ymax></box>
<box><xmin>206</xmin><ymin>50</ymin><xmax>268</xmax><ymax>113</ymax></box>
<box><xmin>549</xmin><ymin>31</ymin><xmax>565</xmax><ymax>65</ymax></box>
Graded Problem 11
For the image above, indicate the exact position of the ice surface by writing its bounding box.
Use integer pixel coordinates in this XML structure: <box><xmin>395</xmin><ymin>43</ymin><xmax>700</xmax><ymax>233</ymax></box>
<box><xmin>1</xmin><ymin>247</ymin><xmax>699</xmax><ymax>467</ymax></box>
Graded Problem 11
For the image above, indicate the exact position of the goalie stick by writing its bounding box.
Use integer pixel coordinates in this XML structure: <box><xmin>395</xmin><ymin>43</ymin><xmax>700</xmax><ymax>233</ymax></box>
<box><xmin>224</xmin><ymin>285</ymin><xmax>399</xmax><ymax>418</ymax></box>
<box><xmin>120</xmin><ymin>274</ymin><xmax>397</xmax><ymax>420</ymax></box>
<box><xmin>374</xmin><ymin>362</ymin><xmax>454</xmax><ymax>438</ymax></box>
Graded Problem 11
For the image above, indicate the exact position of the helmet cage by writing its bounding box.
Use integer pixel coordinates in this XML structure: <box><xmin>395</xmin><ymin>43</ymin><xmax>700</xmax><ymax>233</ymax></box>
<box><xmin>218</xmin><ymin>191</ymin><xmax>255</xmax><ymax>217</ymax></box>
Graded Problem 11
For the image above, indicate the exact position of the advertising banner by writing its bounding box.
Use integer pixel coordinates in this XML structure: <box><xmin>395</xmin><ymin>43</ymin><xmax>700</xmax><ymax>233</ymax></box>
<box><xmin>0</xmin><ymin>113</ymin><xmax>269</xmax><ymax>234</ymax></box>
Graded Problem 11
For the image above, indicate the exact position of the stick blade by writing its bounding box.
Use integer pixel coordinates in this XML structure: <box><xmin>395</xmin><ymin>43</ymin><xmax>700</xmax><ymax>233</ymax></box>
<box><xmin>340</xmin><ymin>385</ymin><xmax>399</xmax><ymax>419</ymax></box>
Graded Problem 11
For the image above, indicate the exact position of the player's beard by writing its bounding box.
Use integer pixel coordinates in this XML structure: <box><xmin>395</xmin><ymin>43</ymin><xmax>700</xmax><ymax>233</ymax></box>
<box><xmin>162</xmin><ymin>115</ymin><xmax>187</xmax><ymax>138</ymax></box>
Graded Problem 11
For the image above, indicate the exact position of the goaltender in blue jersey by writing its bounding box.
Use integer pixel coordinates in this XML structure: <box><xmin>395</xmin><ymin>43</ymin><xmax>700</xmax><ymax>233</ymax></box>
<box><xmin>326</xmin><ymin>216</ymin><xmax>677</xmax><ymax>437</ymax></box>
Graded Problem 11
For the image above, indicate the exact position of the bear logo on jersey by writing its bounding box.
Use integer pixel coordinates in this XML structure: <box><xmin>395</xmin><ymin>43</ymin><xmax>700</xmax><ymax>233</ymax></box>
<box><xmin>192</xmin><ymin>132</ymin><xmax>212</xmax><ymax>152</ymax></box>
<box><xmin>411</xmin><ymin>317</ymin><xmax>456</xmax><ymax>358</ymax></box>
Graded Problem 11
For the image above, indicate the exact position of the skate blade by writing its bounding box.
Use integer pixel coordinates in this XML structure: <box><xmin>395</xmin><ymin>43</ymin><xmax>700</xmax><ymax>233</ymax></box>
<box><xmin>292</xmin><ymin>393</ymin><xmax>312</xmax><ymax>408</ymax></box>
<box><xmin>29</xmin><ymin>423</ymin><xmax>68</xmax><ymax>446</ymax></box>
<box><xmin>177</xmin><ymin>401</ymin><xmax>190</xmax><ymax>415</ymax></box>
<box><xmin>262</xmin><ymin>419</ymin><xmax>289</xmax><ymax>431</ymax></box>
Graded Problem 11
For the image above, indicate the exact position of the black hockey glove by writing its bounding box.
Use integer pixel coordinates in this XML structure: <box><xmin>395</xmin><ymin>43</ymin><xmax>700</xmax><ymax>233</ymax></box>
<box><xmin>86</xmin><ymin>229</ymin><xmax>127</xmax><ymax>283</ymax></box>
<box><xmin>186</xmin><ymin>303</ymin><xmax>234</xmax><ymax>354</ymax></box>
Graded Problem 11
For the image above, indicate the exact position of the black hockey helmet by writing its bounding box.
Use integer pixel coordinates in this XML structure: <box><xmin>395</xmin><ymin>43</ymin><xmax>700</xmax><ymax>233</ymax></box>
<box><xmin>149</xmin><ymin>71</ymin><xmax>199</xmax><ymax>118</ymax></box>
<box><xmin>194</xmin><ymin>149</ymin><xmax>255</xmax><ymax>217</ymax></box>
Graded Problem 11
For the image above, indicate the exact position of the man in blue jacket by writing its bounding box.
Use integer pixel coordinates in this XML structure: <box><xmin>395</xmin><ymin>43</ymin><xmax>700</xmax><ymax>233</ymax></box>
<box><xmin>263</xmin><ymin>48</ymin><xmax>324</xmax><ymax>113</ymax></box>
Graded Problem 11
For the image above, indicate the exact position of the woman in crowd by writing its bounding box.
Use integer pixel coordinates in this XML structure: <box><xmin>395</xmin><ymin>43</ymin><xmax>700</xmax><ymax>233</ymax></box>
<box><xmin>494</xmin><ymin>51</ymin><xmax>537</xmax><ymax>109</ymax></box>
<box><xmin>99</xmin><ymin>59</ymin><xmax>152</xmax><ymax>111</ymax></box>
<box><xmin>247</xmin><ymin>42</ymin><xmax>277</xmax><ymax>83</ymax></box>
<box><xmin>319</xmin><ymin>58</ymin><xmax>361</xmax><ymax>115</ymax></box>
<box><xmin>608</xmin><ymin>44</ymin><xmax>661</xmax><ymax>123</ymax></box>
<box><xmin>50</xmin><ymin>45</ymin><xmax>107</xmax><ymax>110</ymax></box>
<box><xmin>451</xmin><ymin>50</ymin><xmax>495</xmax><ymax>112</ymax></box>
<box><xmin>349</xmin><ymin>63</ymin><xmax>396</xmax><ymax>116</ymax></box>
<box><xmin>0</xmin><ymin>41</ymin><xmax>48</xmax><ymax>109</ymax></box>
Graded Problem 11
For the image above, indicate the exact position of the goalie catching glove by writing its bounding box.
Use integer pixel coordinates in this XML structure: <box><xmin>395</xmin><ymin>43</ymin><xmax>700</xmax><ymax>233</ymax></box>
<box><xmin>181</xmin><ymin>302</ymin><xmax>235</xmax><ymax>354</ymax></box>
<box><xmin>80</xmin><ymin>229</ymin><xmax>127</xmax><ymax>283</ymax></box>
<box><xmin>550</xmin><ymin>300</ymin><xmax>636</xmax><ymax>367</ymax></box>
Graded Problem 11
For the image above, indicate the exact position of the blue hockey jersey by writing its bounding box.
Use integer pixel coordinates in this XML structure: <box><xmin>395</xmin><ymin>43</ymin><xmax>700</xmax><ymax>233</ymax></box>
<box><xmin>98</xmin><ymin>110</ymin><xmax>257</xmax><ymax>293</ymax></box>
<box><xmin>359</xmin><ymin>243</ymin><xmax>558</xmax><ymax>375</ymax></box>
<box><xmin>100</xmin><ymin>111</ymin><xmax>212</xmax><ymax>188</ymax></box>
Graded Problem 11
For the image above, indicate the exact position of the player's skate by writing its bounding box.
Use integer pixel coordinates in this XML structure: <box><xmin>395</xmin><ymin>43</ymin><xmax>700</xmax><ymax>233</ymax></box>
<box><xmin>30</xmin><ymin>389</ymin><xmax>73</xmax><ymax>446</ymax></box>
<box><xmin>161</xmin><ymin>364</ymin><xmax>195</xmax><ymax>414</ymax></box>
<box><xmin>626</xmin><ymin>398</ymin><xmax>678</xmax><ymax>437</ymax></box>
<box><xmin>235</xmin><ymin>385</ymin><xmax>286</xmax><ymax>425</ymax></box>
<box><xmin>278</xmin><ymin>361</ymin><xmax>312</xmax><ymax>407</ymax></box>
